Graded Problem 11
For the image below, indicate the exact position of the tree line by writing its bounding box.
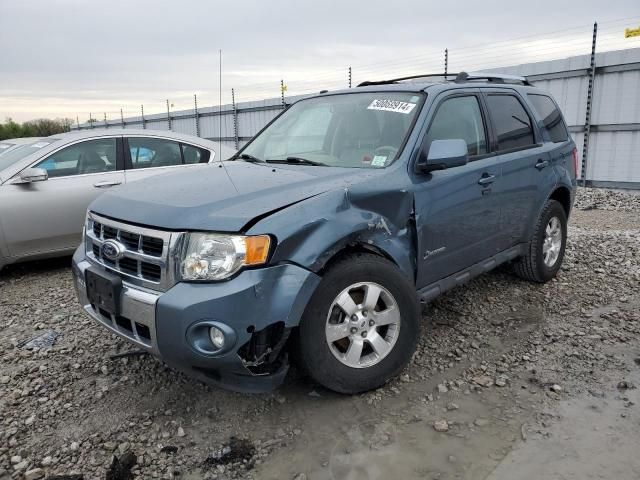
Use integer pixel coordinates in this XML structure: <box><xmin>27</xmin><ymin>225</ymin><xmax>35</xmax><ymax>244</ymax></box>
<box><xmin>0</xmin><ymin>118</ymin><xmax>73</xmax><ymax>141</ymax></box>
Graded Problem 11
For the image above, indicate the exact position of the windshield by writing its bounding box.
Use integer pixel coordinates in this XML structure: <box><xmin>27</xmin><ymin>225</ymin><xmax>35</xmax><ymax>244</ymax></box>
<box><xmin>0</xmin><ymin>140</ymin><xmax>54</xmax><ymax>172</ymax></box>
<box><xmin>241</xmin><ymin>92</ymin><xmax>424</xmax><ymax>168</ymax></box>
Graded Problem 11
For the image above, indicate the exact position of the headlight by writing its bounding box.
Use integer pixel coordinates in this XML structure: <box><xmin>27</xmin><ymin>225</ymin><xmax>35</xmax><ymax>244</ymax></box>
<box><xmin>180</xmin><ymin>233</ymin><xmax>271</xmax><ymax>281</ymax></box>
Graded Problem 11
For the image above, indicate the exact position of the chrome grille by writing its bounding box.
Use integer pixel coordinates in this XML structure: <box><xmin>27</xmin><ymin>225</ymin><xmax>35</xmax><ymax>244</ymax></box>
<box><xmin>85</xmin><ymin>212</ymin><xmax>181</xmax><ymax>291</ymax></box>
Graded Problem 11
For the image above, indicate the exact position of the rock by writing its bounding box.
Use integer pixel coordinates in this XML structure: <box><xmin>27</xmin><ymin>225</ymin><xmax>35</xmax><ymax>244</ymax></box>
<box><xmin>437</xmin><ymin>384</ymin><xmax>448</xmax><ymax>394</ymax></box>
<box><xmin>474</xmin><ymin>418</ymin><xmax>490</xmax><ymax>427</ymax></box>
<box><xmin>24</xmin><ymin>468</ymin><xmax>45</xmax><ymax>480</ymax></box>
<box><xmin>25</xmin><ymin>415</ymin><xmax>35</xmax><ymax>426</ymax></box>
<box><xmin>106</xmin><ymin>452</ymin><xmax>137</xmax><ymax>480</ymax></box>
<box><xmin>617</xmin><ymin>381</ymin><xmax>636</xmax><ymax>390</ymax></box>
<box><xmin>70</xmin><ymin>441</ymin><xmax>79</xmax><ymax>451</ymax></box>
<box><xmin>495</xmin><ymin>375</ymin><xmax>508</xmax><ymax>387</ymax></box>
<box><xmin>13</xmin><ymin>460</ymin><xmax>28</xmax><ymax>472</ymax></box>
<box><xmin>10</xmin><ymin>456</ymin><xmax>21</xmax><ymax>465</ymax></box>
<box><xmin>446</xmin><ymin>402</ymin><xmax>459</xmax><ymax>411</ymax></box>
<box><xmin>472</xmin><ymin>375</ymin><xmax>494</xmax><ymax>387</ymax></box>
<box><xmin>0</xmin><ymin>375</ymin><xmax>9</xmax><ymax>384</ymax></box>
<box><xmin>447</xmin><ymin>455</ymin><xmax>457</xmax><ymax>463</ymax></box>
<box><xmin>41</xmin><ymin>456</ymin><xmax>52</xmax><ymax>467</ymax></box>
<box><xmin>433</xmin><ymin>420</ymin><xmax>449</xmax><ymax>432</ymax></box>
<box><xmin>550</xmin><ymin>384</ymin><xmax>562</xmax><ymax>393</ymax></box>
<box><xmin>177</xmin><ymin>427</ymin><xmax>186</xmax><ymax>437</ymax></box>
<box><xmin>293</xmin><ymin>474</ymin><xmax>308</xmax><ymax>480</ymax></box>
<box><xmin>204</xmin><ymin>437</ymin><xmax>255</xmax><ymax>466</ymax></box>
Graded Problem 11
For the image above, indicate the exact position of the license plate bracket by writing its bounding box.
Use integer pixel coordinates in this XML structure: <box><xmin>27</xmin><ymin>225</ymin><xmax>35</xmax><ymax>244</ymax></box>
<box><xmin>86</xmin><ymin>267</ymin><xmax>122</xmax><ymax>316</ymax></box>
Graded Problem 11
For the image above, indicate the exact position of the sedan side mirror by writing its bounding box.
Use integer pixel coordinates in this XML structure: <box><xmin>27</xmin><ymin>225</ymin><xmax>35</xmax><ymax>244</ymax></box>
<box><xmin>17</xmin><ymin>167</ymin><xmax>49</xmax><ymax>183</ymax></box>
<box><xmin>418</xmin><ymin>139</ymin><xmax>469</xmax><ymax>173</ymax></box>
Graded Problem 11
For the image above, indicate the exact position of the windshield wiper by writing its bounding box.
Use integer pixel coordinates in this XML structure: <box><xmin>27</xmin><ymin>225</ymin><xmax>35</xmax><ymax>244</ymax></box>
<box><xmin>265</xmin><ymin>156</ymin><xmax>326</xmax><ymax>166</ymax></box>
<box><xmin>232</xmin><ymin>153</ymin><xmax>264</xmax><ymax>163</ymax></box>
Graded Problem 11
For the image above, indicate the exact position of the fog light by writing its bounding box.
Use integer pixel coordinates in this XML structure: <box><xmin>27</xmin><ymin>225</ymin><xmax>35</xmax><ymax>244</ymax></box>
<box><xmin>209</xmin><ymin>327</ymin><xmax>225</xmax><ymax>349</ymax></box>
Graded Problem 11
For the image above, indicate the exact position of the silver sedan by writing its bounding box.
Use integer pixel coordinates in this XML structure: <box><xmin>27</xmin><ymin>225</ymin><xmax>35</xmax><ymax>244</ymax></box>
<box><xmin>0</xmin><ymin>129</ymin><xmax>236</xmax><ymax>271</ymax></box>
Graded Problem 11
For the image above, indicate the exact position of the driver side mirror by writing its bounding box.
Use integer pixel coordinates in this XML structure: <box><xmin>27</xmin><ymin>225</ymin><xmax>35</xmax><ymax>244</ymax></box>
<box><xmin>17</xmin><ymin>167</ymin><xmax>49</xmax><ymax>184</ymax></box>
<box><xmin>417</xmin><ymin>139</ymin><xmax>469</xmax><ymax>173</ymax></box>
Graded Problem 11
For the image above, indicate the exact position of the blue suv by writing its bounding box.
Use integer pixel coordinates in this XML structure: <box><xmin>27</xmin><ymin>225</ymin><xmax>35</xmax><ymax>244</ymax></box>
<box><xmin>72</xmin><ymin>72</ymin><xmax>577</xmax><ymax>394</ymax></box>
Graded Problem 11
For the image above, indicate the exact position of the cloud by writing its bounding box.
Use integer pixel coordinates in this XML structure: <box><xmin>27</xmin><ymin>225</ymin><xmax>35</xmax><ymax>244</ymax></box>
<box><xmin>1</xmin><ymin>0</ymin><xmax>638</xmax><ymax>121</ymax></box>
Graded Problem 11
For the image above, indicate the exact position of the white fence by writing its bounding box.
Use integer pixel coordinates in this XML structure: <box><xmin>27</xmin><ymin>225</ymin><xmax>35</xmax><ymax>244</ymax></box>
<box><xmin>73</xmin><ymin>47</ymin><xmax>640</xmax><ymax>188</ymax></box>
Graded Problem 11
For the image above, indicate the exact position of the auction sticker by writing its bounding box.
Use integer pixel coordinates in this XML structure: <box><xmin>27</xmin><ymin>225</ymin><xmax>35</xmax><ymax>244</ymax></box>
<box><xmin>368</xmin><ymin>99</ymin><xmax>416</xmax><ymax>114</ymax></box>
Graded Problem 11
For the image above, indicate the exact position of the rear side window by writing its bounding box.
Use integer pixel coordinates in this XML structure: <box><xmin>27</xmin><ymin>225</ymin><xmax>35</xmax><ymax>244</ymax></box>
<box><xmin>182</xmin><ymin>143</ymin><xmax>211</xmax><ymax>164</ymax></box>
<box><xmin>425</xmin><ymin>96</ymin><xmax>488</xmax><ymax>157</ymax></box>
<box><xmin>128</xmin><ymin>138</ymin><xmax>182</xmax><ymax>169</ymax></box>
<box><xmin>527</xmin><ymin>94</ymin><xmax>568</xmax><ymax>143</ymax></box>
<box><xmin>486</xmin><ymin>95</ymin><xmax>535</xmax><ymax>151</ymax></box>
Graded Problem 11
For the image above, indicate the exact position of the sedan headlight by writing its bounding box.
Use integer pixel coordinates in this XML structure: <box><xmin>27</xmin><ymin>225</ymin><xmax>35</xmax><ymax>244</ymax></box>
<box><xmin>180</xmin><ymin>233</ymin><xmax>271</xmax><ymax>281</ymax></box>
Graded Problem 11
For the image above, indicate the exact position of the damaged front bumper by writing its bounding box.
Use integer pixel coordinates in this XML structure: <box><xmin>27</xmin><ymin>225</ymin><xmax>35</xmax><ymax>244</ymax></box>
<box><xmin>72</xmin><ymin>247</ymin><xmax>321</xmax><ymax>393</ymax></box>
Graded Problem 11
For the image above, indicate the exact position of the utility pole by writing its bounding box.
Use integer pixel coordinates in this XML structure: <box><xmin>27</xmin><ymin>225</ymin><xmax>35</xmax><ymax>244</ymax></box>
<box><xmin>141</xmin><ymin>104</ymin><xmax>146</xmax><ymax>129</ymax></box>
<box><xmin>166</xmin><ymin>99</ymin><xmax>172</xmax><ymax>130</ymax></box>
<box><xmin>348</xmin><ymin>66</ymin><xmax>352</xmax><ymax>88</ymax></box>
<box><xmin>120</xmin><ymin>108</ymin><xmax>125</xmax><ymax>128</ymax></box>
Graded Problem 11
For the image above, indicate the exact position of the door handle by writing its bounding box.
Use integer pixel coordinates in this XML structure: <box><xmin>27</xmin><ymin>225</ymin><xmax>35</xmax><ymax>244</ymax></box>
<box><xmin>535</xmin><ymin>159</ymin><xmax>550</xmax><ymax>170</ymax></box>
<box><xmin>93</xmin><ymin>181</ymin><xmax>122</xmax><ymax>188</ymax></box>
<box><xmin>477</xmin><ymin>174</ymin><xmax>496</xmax><ymax>186</ymax></box>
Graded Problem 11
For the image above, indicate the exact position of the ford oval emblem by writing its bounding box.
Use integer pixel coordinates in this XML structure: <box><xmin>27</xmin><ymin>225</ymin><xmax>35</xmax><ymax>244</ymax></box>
<box><xmin>101</xmin><ymin>239</ymin><xmax>125</xmax><ymax>261</ymax></box>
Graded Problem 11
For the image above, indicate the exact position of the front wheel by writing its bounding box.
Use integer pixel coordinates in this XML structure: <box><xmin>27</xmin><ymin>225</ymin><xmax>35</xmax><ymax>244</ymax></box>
<box><xmin>297</xmin><ymin>253</ymin><xmax>420</xmax><ymax>394</ymax></box>
<box><xmin>514</xmin><ymin>199</ymin><xmax>568</xmax><ymax>283</ymax></box>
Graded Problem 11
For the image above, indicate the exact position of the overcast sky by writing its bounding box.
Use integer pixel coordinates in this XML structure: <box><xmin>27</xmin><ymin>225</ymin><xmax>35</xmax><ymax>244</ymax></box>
<box><xmin>1</xmin><ymin>0</ymin><xmax>638</xmax><ymax>122</ymax></box>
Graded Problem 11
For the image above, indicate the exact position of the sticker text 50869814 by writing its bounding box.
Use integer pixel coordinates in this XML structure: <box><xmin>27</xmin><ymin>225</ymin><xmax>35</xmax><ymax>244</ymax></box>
<box><xmin>368</xmin><ymin>99</ymin><xmax>417</xmax><ymax>114</ymax></box>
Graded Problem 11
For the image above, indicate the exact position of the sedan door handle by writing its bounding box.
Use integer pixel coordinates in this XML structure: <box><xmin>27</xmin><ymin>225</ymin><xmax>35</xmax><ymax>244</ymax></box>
<box><xmin>535</xmin><ymin>159</ymin><xmax>550</xmax><ymax>170</ymax></box>
<box><xmin>477</xmin><ymin>174</ymin><xmax>496</xmax><ymax>186</ymax></box>
<box><xmin>93</xmin><ymin>181</ymin><xmax>122</xmax><ymax>188</ymax></box>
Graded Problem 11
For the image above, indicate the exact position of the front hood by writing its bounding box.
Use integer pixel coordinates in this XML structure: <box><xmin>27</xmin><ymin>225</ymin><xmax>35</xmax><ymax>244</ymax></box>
<box><xmin>90</xmin><ymin>162</ymin><xmax>371</xmax><ymax>231</ymax></box>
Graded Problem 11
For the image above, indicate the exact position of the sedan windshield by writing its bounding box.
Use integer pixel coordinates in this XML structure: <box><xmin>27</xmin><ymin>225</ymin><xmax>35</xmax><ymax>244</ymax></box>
<box><xmin>0</xmin><ymin>140</ymin><xmax>54</xmax><ymax>172</ymax></box>
<box><xmin>241</xmin><ymin>92</ymin><xmax>424</xmax><ymax>168</ymax></box>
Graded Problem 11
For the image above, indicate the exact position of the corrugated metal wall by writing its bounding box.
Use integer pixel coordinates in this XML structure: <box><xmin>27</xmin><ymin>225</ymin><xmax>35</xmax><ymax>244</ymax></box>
<box><xmin>73</xmin><ymin>48</ymin><xmax>640</xmax><ymax>187</ymax></box>
<box><xmin>492</xmin><ymin>48</ymin><xmax>640</xmax><ymax>186</ymax></box>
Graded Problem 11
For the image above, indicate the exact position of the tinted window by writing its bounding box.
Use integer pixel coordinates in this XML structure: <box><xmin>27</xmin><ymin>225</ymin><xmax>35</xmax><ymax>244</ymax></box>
<box><xmin>426</xmin><ymin>96</ymin><xmax>487</xmax><ymax>156</ymax></box>
<box><xmin>527</xmin><ymin>94</ymin><xmax>568</xmax><ymax>143</ymax></box>
<box><xmin>35</xmin><ymin>139</ymin><xmax>116</xmax><ymax>178</ymax></box>
<box><xmin>182</xmin><ymin>144</ymin><xmax>210</xmax><ymax>164</ymax></box>
<box><xmin>486</xmin><ymin>95</ymin><xmax>535</xmax><ymax>150</ymax></box>
<box><xmin>128</xmin><ymin>138</ymin><xmax>181</xmax><ymax>169</ymax></box>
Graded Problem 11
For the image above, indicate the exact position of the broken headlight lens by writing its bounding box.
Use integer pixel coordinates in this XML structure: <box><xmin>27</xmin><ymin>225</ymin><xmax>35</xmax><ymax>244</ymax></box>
<box><xmin>180</xmin><ymin>233</ymin><xmax>271</xmax><ymax>281</ymax></box>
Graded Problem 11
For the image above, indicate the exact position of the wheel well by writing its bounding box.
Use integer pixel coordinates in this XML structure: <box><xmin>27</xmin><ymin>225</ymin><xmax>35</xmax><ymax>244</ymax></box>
<box><xmin>318</xmin><ymin>243</ymin><xmax>397</xmax><ymax>276</ymax></box>
<box><xmin>549</xmin><ymin>186</ymin><xmax>571</xmax><ymax>217</ymax></box>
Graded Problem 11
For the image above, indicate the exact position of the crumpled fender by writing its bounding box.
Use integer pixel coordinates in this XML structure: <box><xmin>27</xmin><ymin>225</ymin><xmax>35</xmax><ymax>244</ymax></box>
<box><xmin>246</xmin><ymin>186</ymin><xmax>417</xmax><ymax>284</ymax></box>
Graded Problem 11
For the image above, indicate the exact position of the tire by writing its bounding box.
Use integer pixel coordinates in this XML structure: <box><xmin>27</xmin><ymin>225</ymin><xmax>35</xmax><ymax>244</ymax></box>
<box><xmin>297</xmin><ymin>253</ymin><xmax>420</xmax><ymax>394</ymax></box>
<box><xmin>514</xmin><ymin>199</ymin><xmax>567</xmax><ymax>283</ymax></box>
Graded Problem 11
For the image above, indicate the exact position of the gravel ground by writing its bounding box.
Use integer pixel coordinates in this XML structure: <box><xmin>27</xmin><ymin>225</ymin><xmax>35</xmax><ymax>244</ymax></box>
<box><xmin>1</xmin><ymin>187</ymin><xmax>639</xmax><ymax>480</ymax></box>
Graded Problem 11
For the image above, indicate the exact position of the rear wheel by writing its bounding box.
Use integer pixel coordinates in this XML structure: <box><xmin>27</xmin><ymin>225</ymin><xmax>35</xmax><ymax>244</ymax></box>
<box><xmin>297</xmin><ymin>253</ymin><xmax>420</xmax><ymax>394</ymax></box>
<box><xmin>514</xmin><ymin>199</ymin><xmax>567</xmax><ymax>283</ymax></box>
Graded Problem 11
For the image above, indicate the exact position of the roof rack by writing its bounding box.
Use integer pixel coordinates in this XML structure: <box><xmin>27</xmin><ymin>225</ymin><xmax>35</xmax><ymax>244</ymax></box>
<box><xmin>357</xmin><ymin>73</ymin><xmax>458</xmax><ymax>87</ymax></box>
<box><xmin>454</xmin><ymin>71</ymin><xmax>531</xmax><ymax>85</ymax></box>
